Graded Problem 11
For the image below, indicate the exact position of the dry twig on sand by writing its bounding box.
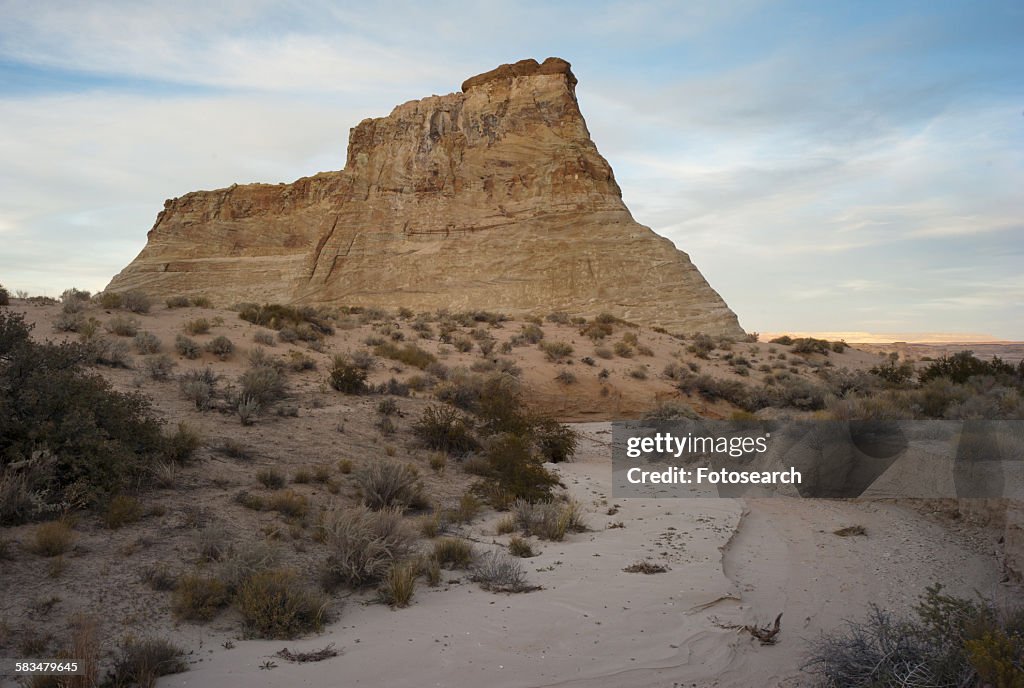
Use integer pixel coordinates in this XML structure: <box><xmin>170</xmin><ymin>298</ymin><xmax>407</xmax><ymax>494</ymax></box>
<box><xmin>713</xmin><ymin>612</ymin><xmax>783</xmax><ymax>645</ymax></box>
<box><xmin>275</xmin><ymin>643</ymin><xmax>341</xmax><ymax>663</ymax></box>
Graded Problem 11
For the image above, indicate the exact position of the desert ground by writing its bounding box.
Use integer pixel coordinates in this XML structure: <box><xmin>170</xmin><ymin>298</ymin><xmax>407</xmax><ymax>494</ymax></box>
<box><xmin>0</xmin><ymin>295</ymin><xmax>1019</xmax><ymax>687</ymax></box>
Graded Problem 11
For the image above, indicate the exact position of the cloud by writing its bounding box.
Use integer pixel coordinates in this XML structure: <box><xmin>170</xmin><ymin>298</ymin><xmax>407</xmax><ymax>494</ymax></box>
<box><xmin>0</xmin><ymin>2</ymin><xmax>1021</xmax><ymax>336</ymax></box>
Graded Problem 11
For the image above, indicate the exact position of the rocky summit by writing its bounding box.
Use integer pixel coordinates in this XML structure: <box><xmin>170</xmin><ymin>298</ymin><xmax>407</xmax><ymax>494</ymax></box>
<box><xmin>106</xmin><ymin>57</ymin><xmax>743</xmax><ymax>336</ymax></box>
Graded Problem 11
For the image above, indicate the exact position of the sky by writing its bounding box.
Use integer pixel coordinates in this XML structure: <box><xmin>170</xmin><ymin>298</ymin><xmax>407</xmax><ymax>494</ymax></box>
<box><xmin>1</xmin><ymin>1</ymin><xmax>1022</xmax><ymax>338</ymax></box>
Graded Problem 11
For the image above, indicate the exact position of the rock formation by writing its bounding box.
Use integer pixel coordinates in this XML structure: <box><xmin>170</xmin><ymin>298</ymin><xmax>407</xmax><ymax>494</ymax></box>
<box><xmin>106</xmin><ymin>57</ymin><xmax>743</xmax><ymax>336</ymax></box>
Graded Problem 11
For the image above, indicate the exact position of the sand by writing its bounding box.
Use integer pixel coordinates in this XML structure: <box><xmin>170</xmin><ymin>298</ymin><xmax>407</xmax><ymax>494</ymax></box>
<box><xmin>156</xmin><ymin>423</ymin><xmax>1010</xmax><ymax>688</ymax></box>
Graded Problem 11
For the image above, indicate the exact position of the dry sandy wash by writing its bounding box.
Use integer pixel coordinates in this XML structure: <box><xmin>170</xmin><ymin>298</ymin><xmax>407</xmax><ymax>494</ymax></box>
<box><xmin>157</xmin><ymin>424</ymin><xmax>1008</xmax><ymax>688</ymax></box>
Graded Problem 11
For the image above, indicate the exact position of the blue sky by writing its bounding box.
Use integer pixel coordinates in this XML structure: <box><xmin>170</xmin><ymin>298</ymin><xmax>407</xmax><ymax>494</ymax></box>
<box><xmin>1</xmin><ymin>1</ymin><xmax>1021</xmax><ymax>338</ymax></box>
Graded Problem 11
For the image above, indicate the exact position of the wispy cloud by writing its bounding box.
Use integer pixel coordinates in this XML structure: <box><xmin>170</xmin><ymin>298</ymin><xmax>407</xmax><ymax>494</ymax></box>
<box><xmin>0</xmin><ymin>1</ymin><xmax>1021</xmax><ymax>336</ymax></box>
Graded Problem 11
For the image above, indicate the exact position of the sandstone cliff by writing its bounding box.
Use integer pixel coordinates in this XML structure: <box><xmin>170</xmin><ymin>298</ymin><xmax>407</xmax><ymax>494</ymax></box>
<box><xmin>106</xmin><ymin>57</ymin><xmax>743</xmax><ymax>336</ymax></box>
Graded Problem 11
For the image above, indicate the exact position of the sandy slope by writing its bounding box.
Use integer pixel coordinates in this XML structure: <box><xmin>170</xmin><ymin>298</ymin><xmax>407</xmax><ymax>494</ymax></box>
<box><xmin>157</xmin><ymin>424</ymin><xmax>1011</xmax><ymax>688</ymax></box>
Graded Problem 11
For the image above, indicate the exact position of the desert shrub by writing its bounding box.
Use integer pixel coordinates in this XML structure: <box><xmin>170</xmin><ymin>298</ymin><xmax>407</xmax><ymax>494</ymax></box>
<box><xmin>0</xmin><ymin>285</ymin><xmax>9</xmax><ymax>306</ymax></box>
<box><xmin>508</xmin><ymin>535</ymin><xmax>535</xmax><ymax>558</ymax></box>
<box><xmin>234</xmin><ymin>395</ymin><xmax>262</xmax><ymax>421</ymax></box>
<box><xmin>183</xmin><ymin>318</ymin><xmax>210</xmax><ymax>335</ymax></box>
<box><xmin>253</xmin><ymin>330</ymin><xmax>276</xmax><ymax>346</ymax></box>
<box><xmin>769</xmin><ymin>335</ymin><xmax>793</xmax><ymax>345</ymax></box>
<box><xmin>636</xmin><ymin>344</ymin><xmax>654</xmax><ymax>356</ymax></box>
<box><xmin>328</xmin><ymin>354</ymin><xmax>368</xmax><ymax>394</ymax></box>
<box><xmin>103</xmin><ymin>495</ymin><xmax>144</xmax><ymax>529</ymax></box>
<box><xmin>870</xmin><ymin>354</ymin><xmax>916</xmax><ymax>385</ymax></box>
<box><xmin>151</xmin><ymin>459</ymin><xmax>179</xmax><ymax>488</ymax></box>
<box><xmin>452</xmin><ymin>336</ymin><xmax>474</xmax><ymax>353</ymax></box>
<box><xmin>555</xmin><ymin>370</ymin><xmax>577</xmax><ymax>384</ymax></box>
<box><xmin>792</xmin><ymin>337</ymin><xmax>831</xmax><ymax>355</ymax></box>
<box><xmin>217</xmin><ymin>540</ymin><xmax>279</xmax><ymax>592</ymax></box>
<box><xmin>141</xmin><ymin>562</ymin><xmax>178</xmax><ymax>591</ymax></box>
<box><xmin>287</xmin><ymin>350</ymin><xmax>316</xmax><ymax>372</ymax></box>
<box><xmin>688</xmin><ymin>333</ymin><xmax>715</xmax><ymax>358</ymax></box>
<box><xmin>614</xmin><ymin>341</ymin><xmax>634</xmax><ymax>358</ymax></box>
<box><xmin>29</xmin><ymin>520</ymin><xmax>75</xmax><ymax>556</ymax></box>
<box><xmin>920</xmin><ymin>350</ymin><xmax>1019</xmax><ymax>385</ymax></box>
<box><xmin>594</xmin><ymin>346</ymin><xmax>613</xmax><ymax>359</ymax></box>
<box><xmin>513</xmin><ymin>499</ymin><xmax>586</xmax><ymax>541</ymax></box>
<box><xmin>133</xmin><ymin>331</ymin><xmax>161</xmax><ymax>354</ymax></box>
<box><xmin>239</xmin><ymin>365</ymin><xmax>286</xmax><ymax>406</ymax></box>
<box><xmin>179</xmin><ymin>368</ymin><xmax>215</xmax><ymax>409</ymax></box>
<box><xmin>173</xmin><ymin>334</ymin><xmax>200</xmax><ymax>359</ymax></box>
<box><xmin>86</xmin><ymin>337</ymin><xmax>133</xmax><ymax>367</ymax></box>
<box><xmin>520</xmin><ymin>323</ymin><xmax>544</xmax><ymax>344</ymax></box>
<box><xmin>449</xmin><ymin>492</ymin><xmax>482</xmax><ymax>524</ymax></box>
<box><xmin>235</xmin><ymin>568</ymin><xmax>327</xmax><ymax>639</ymax></box>
<box><xmin>0</xmin><ymin>469</ymin><xmax>37</xmax><ymax>524</ymax></box>
<box><xmin>412</xmin><ymin>405</ymin><xmax>478</xmax><ymax>455</ymax></box>
<box><xmin>356</xmin><ymin>461</ymin><xmax>425</xmax><ymax>511</ymax></box>
<box><xmin>105</xmin><ymin>315</ymin><xmax>140</xmax><ymax>337</ymax></box>
<box><xmin>540</xmin><ymin>340</ymin><xmax>574</xmax><ymax>362</ymax></box>
<box><xmin>378</xmin><ymin>560</ymin><xmax>417</xmax><ymax>608</ymax></box>
<box><xmin>257</xmin><ymin>468</ymin><xmax>286</xmax><ymax>489</ymax></box>
<box><xmin>54</xmin><ymin>310</ymin><xmax>85</xmax><ymax>332</ymax></box>
<box><xmin>193</xmin><ymin>524</ymin><xmax>233</xmax><ymax>562</ymax></box>
<box><xmin>191</xmin><ymin>295</ymin><xmax>212</xmax><ymax>308</ymax></box>
<box><xmin>471</xmin><ymin>551</ymin><xmax>530</xmax><ymax>592</ymax></box>
<box><xmin>433</xmin><ymin>537</ymin><xmax>475</xmax><ymax>569</ymax></box>
<box><xmin>106</xmin><ymin>637</ymin><xmax>187</xmax><ymax>688</ymax></box>
<box><xmin>163</xmin><ymin>423</ymin><xmax>201</xmax><ymax>464</ymax></box>
<box><xmin>122</xmin><ymin>290</ymin><xmax>151</xmax><ymax>313</ymax></box>
<box><xmin>205</xmin><ymin>335</ymin><xmax>234</xmax><ymax>359</ymax></box>
<box><xmin>143</xmin><ymin>354</ymin><xmax>176</xmax><ymax>380</ymax></box>
<box><xmin>805</xmin><ymin>584</ymin><xmax>1023</xmax><ymax>688</ymax></box>
<box><xmin>831</xmin><ymin>340</ymin><xmax>848</xmax><ymax>353</ymax></box>
<box><xmin>479</xmin><ymin>433</ymin><xmax>558</xmax><ymax>503</ymax></box>
<box><xmin>348</xmin><ymin>349</ymin><xmax>376</xmax><ymax>371</ymax></box>
<box><xmin>237</xmin><ymin>303</ymin><xmax>334</xmax><ymax>336</ymax></box>
<box><xmin>373</xmin><ymin>341</ymin><xmax>436</xmax><ymax>369</ymax></box>
<box><xmin>98</xmin><ymin>292</ymin><xmax>123</xmax><ymax>309</ymax></box>
<box><xmin>1</xmin><ymin>312</ymin><xmax>167</xmax><ymax>513</ymax></box>
<box><xmin>165</xmin><ymin>295</ymin><xmax>191</xmax><ymax>308</ymax></box>
<box><xmin>629</xmin><ymin>365</ymin><xmax>647</xmax><ymax>379</ymax></box>
<box><xmin>533</xmin><ymin>417</ymin><xmax>578</xmax><ymax>463</ymax></box>
<box><xmin>434</xmin><ymin>369</ymin><xmax>486</xmax><ymax>411</ymax></box>
<box><xmin>323</xmin><ymin>506</ymin><xmax>415</xmax><ymax>587</ymax></box>
<box><xmin>172</xmin><ymin>574</ymin><xmax>229</xmax><ymax>621</ymax></box>
<box><xmin>643</xmin><ymin>401</ymin><xmax>699</xmax><ymax>421</ymax></box>
<box><xmin>377</xmin><ymin>398</ymin><xmax>399</xmax><ymax>416</ymax></box>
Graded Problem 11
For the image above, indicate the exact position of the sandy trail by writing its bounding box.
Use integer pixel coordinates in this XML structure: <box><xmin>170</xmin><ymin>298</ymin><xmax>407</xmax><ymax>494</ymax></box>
<box><xmin>160</xmin><ymin>423</ymin><xmax>1009</xmax><ymax>688</ymax></box>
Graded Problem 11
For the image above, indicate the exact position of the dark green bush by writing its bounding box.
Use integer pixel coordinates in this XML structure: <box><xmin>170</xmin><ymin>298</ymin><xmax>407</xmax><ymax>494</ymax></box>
<box><xmin>328</xmin><ymin>355</ymin><xmax>368</xmax><ymax>394</ymax></box>
<box><xmin>373</xmin><ymin>341</ymin><xmax>436</xmax><ymax>369</ymax></box>
<box><xmin>237</xmin><ymin>303</ymin><xmax>334</xmax><ymax>335</ymax></box>
<box><xmin>0</xmin><ymin>311</ymin><xmax>168</xmax><ymax>518</ymax></box>
<box><xmin>412</xmin><ymin>405</ymin><xmax>478</xmax><ymax>455</ymax></box>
